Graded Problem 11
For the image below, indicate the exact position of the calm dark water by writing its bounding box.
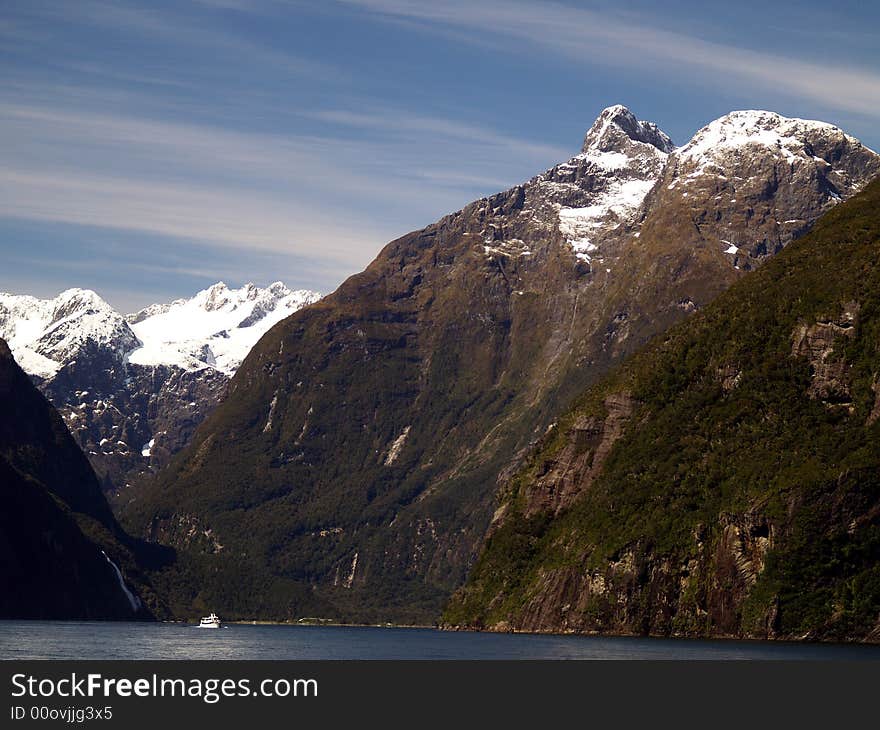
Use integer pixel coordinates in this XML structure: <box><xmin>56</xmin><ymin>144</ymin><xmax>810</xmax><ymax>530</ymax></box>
<box><xmin>1</xmin><ymin>622</ymin><xmax>878</xmax><ymax>660</ymax></box>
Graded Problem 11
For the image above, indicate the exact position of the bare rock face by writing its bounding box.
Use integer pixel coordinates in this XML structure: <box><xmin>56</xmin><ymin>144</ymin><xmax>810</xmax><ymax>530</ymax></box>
<box><xmin>708</xmin><ymin>512</ymin><xmax>775</xmax><ymax>634</ymax></box>
<box><xmin>582</xmin><ymin>104</ymin><xmax>676</xmax><ymax>155</ymax></box>
<box><xmin>476</xmin><ymin>509</ymin><xmax>776</xmax><ymax>638</ymax></box>
<box><xmin>791</xmin><ymin>302</ymin><xmax>859</xmax><ymax>406</ymax></box>
<box><xmin>46</xmin><ymin>362</ymin><xmax>231</xmax><ymax>494</ymax></box>
<box><xmin>522</xmin><ymin>392</ymin><xmax>637</xmax><ymax>517</ymax></box>
<box><xmin>717</xmin><ymin>364</ymin><xmax>743</xmax><ymax>392</ymax></box>
<box><xmin>129</xmin><ymin>106</ymin><xmax>880</xmax><ymax>624</ymax></box>
<box><xmin>146</xmin><ymin>512</ymin><xmax>224</xmax><ymax>554</ymax></box>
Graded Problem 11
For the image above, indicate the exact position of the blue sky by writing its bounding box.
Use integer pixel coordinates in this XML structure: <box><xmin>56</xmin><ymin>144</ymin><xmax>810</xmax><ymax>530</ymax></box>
<box><xmin>2</xmin><ymin>0</ymin><xmax>879</xmax><ymax>310</ymax></box>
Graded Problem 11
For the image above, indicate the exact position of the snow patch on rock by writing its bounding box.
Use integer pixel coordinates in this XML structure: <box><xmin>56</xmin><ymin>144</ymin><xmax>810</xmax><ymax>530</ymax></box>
<box><xmin>551</xmin><ymin>105</ymin><xmax>671</xmax><ymax>262</ymax></box>
<box><xmin>557</xmin><ymin>178</ymin><xmax>658</xmax><ymax>261</ymax></box>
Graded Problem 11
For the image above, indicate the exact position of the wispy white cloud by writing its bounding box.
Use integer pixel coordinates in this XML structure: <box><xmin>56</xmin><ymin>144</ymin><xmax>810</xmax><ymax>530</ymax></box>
<box><xmin>0</xmin><ymin>102</ymin><xmax>562</xmax><ymax>194</ymax></box>
<box><xmin>306</xmin><ymin>109</ymin><xmax>568</xmax><ymax>161</ymax></box>
<box><xmin>1</xmin><ymin>229</ymin><xmax>348</xmax><ymax>311</ymax></box>
<box><xmin>338</xmin><ymin>0</ymin><xmax>880</xmax><ymax>119</ymax></box>
<box><xmin>0</xmin><ymin>167</ymin><xmax>389</xmax><ymax>262</ymax></box>
<box><xmin>0</xmin><ymin>98</ymin><xmax>565</xmax><ymax>271</ymax></box>
<box><xmin>8</xmin><ymin>0</ymin><xmax>340</xmax><ymax>83</ymax></box>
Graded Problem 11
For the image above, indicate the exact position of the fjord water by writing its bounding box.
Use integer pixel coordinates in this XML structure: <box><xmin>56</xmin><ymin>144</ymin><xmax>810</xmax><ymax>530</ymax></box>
<box><xmin>1</xmin><ymin>622</ymin><xmax>878</xmax><ymax>660</ymax></box>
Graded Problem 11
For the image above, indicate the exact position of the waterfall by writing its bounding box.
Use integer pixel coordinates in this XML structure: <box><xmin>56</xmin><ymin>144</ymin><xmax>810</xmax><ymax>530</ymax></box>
<box><xmin>101</xmin><ymin>551</ymin><xmax>142</xmax><ymax>612</ymax></box>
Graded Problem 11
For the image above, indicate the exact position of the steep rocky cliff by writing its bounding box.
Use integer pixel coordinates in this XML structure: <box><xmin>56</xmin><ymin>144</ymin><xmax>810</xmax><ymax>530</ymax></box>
<box><xmin>445</xmin><ymin>179</ymin><xmax>880</xmax><ymax>642</ymax></box>
<box><xmin>0</xmin><ymin>338</ymin><xmax>158</xmax><ymax>619</ymax></box>
<box><xmin>125</xmin><ymin>106</ymin><xmax>879</xmax><ymax>623</ymax></box>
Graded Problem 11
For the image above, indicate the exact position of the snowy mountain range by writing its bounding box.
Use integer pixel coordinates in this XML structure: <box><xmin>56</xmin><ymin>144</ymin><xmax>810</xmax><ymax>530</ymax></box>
<box><xmin>127</xmin><ymin>281</ymin><xmax>320</xmax><ymax>374</ymax></box>
<box><xmin>0</xmin><ymin>281</ymin><xmax>321</xmax><ymax>492</ymax></box>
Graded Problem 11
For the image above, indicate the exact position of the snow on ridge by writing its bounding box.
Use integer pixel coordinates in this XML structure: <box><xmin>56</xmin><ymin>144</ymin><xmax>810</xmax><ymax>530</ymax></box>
<box><xmin>548</xmin><ymin>106</ymin><xmax>676</xmax><ymax>262</ymax></box>
<box><xmin>0</xmin><ymin>281</ymin><xmax>322</xmax><ymax>379</ymax></box>
<box><xmin>674</xmin><ymin>110</ymin><xmax>864</xmax><ymax>168</ymax></box>
<box><xmin>551</xmin><ymin>107</ymin><xmax>877</xmax><ymax>264</ymax></box>
<box><xmin>582</xmin><ymin>105</ymin><xmax>675</xmax><ymax>155</ymax></box>
<box><xmin>515</xmin><ymin>105</ymin><xmax>870</xmax><ymax>267</ymax></box>
<box><xmin>127</xmin><ymin>281</ymin><xmax>322</xmax><ymax>374</ymax></box>
<box><xmin>721</xmin><ymin>240</ymin><xmax>740</xmax><ymax>254</ymax></box>
<box><xmin>8</xmin><ymin>347</ymin><xmax>62</xmax><ymax>379</ymax></box>
<box><xmin>569</xmin><ymin>149</ymin><xmax>632</xmax><ymax>171</ymax></box>
<box><xmin>555</xmin><ymin>173</ymin><xmax>662</xmax><ymax>262</ymax></box>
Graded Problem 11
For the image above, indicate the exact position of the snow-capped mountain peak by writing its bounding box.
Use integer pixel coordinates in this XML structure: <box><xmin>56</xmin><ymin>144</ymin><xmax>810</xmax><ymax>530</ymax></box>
<box><xmin>0</xmin><ymin>281</ymin><xmax>322</xmax><ymax>379</ymax></box>
<box><xmin>481</xmin><ymin>104</ymin><xmax>878</xmax><ymax>275</ymax></box>
<box><xmin>127</xmin><ymin>281</ymin><xmax>321</xmax><ymax>374</ymax></box>
<box><xmin>0</xmin><ymin>288</ymin><xmax>139</xmax><ymax>378</ymax></box>
<box><xmin>528</xmin><ymin>106</ymin><xmax>674</xmax><ymax>263</ymax></box>
<box><xmin>674</xmin><ymin>110</ymin><xmax>872</xmax><ymax>174</ymax></box>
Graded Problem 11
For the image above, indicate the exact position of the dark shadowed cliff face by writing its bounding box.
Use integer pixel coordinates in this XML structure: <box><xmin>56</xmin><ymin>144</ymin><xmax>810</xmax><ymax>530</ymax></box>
<box><xmin>446</xmin><ymin>180</ymin><xmax>880</xmax><ymax>642</ymax></box>
<box><xmin>126</xmin><ymin>107</ymin><xmax>880</xmax><ymax>623</ymax></box>
<box><xmin>0</xmin><ymin>338</ymin><xmax>158</xmax><ymax>619</ymax></box>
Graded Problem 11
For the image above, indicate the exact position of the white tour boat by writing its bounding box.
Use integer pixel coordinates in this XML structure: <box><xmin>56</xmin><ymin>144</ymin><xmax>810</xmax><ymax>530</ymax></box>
<box><xmin>199</xmin><ymin>613</ymin><xmax>221</xmax><ymax>629</ymax></box>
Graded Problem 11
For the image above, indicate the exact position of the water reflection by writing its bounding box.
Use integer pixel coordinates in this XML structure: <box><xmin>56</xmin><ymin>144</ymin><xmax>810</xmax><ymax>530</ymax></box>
<box><xmin>0</xmin><ymin>622</ymin><xmax>878</xmax><ymax>660</ymax></box>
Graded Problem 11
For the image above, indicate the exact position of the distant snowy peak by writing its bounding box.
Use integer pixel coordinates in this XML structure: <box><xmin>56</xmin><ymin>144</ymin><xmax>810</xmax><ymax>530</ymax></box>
<box><xmin>126</xmin><ymin>301</ymin><xmax>177</xmax><ymax>325</ymax></box>
<box><xmin>127</xmin><ymin>281</ymin><xmax>321</xmax><ymax>374</ymax></box>
<box><xmin>0</xmin><ymin>282</ymin><xmax>321</xmax><ymax>380</ymax></box>
<box><xmin>0</xmin><ymin>281</ymin><xmax>319</xmax><ymax>490</ymax></box>
<box><xmin>0</xmin><ymin>288</ymin><xmax>138</xmax><ymax>378</ymax></box>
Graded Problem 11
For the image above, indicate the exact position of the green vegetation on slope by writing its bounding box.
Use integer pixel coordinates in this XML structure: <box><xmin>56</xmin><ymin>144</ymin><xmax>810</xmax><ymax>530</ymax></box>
<box><xmin>446</xmin><ymin>178</ymin><xmax>880</xmax><ymax>641</ymax></box>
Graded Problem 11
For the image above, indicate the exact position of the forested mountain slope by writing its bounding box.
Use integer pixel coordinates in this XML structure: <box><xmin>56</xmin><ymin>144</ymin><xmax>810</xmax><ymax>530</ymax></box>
<box><xmin>446</xmin><ymin>178</ymin><xmax>880</xmax><ymax>642</ymax></box>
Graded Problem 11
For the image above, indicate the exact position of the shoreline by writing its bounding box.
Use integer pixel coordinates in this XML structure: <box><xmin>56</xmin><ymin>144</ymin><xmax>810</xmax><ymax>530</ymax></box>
<box><xmin>184</xmin><ymin>619</ymin><xmax>879</xmax><ymax>647</ymax></box>
<box><xmin>223</xmin><ymin>620</ymin><xmax>437</xmax><ymax>630</ymax></box>
<box><xmin>2</xmin><ymin>617</ymin><xmax>876</xmax><ymax>647</ymax></box>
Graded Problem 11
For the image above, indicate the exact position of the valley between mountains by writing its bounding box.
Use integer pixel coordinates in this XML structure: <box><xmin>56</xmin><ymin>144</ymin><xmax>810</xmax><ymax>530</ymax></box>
<box><xmin>3</xmin><ymin>105</ymin><xmax>880</xmax><ymax>639</ymax></box>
